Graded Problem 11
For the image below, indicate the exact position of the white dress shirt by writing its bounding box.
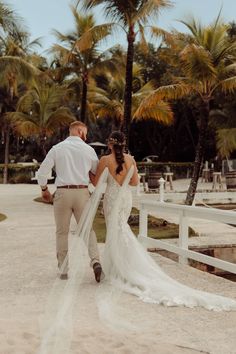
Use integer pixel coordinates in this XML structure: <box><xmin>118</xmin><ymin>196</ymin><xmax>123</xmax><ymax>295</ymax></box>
<box><xmin>37</xmin><ymin>136</ymin><xmax>98</xmax><ymax>186</ymax></box>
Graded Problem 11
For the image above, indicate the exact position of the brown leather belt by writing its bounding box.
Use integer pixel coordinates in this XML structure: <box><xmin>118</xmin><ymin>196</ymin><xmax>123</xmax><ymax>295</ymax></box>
<box><xmin>57</xmin><ymin>185</ymin><xmax>88</xmax><ymax>189</ymax></box>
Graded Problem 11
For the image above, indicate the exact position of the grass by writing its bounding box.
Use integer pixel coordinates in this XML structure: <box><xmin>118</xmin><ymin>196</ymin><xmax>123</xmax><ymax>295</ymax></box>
<box><xmin>34</xmin><ymin>198</ymin><xmax>197</xmax><ymax>242</ymax></box>
<box><xmin>0</xmin><ymin>213</ymin><xmax>7</xmax><ymax>222</ymax></box>
<box><xmin>93</xmin><ymin>206</ymin><xmax>196</xmax><ymax>243</ymax></box>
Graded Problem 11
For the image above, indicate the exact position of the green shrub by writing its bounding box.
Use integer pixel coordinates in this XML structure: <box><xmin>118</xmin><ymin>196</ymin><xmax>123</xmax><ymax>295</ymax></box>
<box><xmin>0</xmin><ymin>163</ymin><xmax>39</xmax><ymax>184</ymax></box>
<box><xmin>9</xmin><ymin>173</ymin><xmax>32</xmax><ymax>184</ymax></box>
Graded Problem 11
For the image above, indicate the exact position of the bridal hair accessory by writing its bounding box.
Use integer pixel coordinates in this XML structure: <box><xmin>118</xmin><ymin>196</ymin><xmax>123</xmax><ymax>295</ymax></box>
<box><xmin>108</xmin><ymin>137</ymin><xmax>125</xmax><ymax>146</ymax></box>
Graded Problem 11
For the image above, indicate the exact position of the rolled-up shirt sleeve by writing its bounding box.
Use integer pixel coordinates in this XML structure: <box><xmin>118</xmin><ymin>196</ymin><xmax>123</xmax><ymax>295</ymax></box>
<box><xmin>90</xmin><ymin>149</ymin><xmax>99</xmax><ymax>175</ymax></box>
<box><xmin>37</xmin><ymin>148</ymin><xmax>55</xmax><ymax>186</ymax></box>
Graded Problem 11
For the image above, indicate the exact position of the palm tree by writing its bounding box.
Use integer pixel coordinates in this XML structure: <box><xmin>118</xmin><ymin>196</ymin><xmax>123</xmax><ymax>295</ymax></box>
<box><xmin>0</xmin><ymin>1</ymin><xmax>21</xmax><ymax>34</ymax></box>
<box><xmin>89</xmin><ymin>61</ymin><xmax>173</xmax><ymax>131</ymax></box>
<box><xmin>137</xmin><ymin>15</ymin><xmax>236</xmax><ymax>204</ymax></box>
<box><xmin>51</xmin><ymin>5</ymin><xmax>113</xmax><ymax>123</ymax></box>
<box><xmin>0</xmin><ymin>22</ymin><xmax>42</xmax><ymax>183</ymax></box>
<box><xmin>9</xmin><ymin>81</ymin><xmax>75</xmax><ymax>157</ymax></box>
<box><xmin>82</xmin><ymin>0</ymin><xmax>172</xmax><ymax>145</ymax></box>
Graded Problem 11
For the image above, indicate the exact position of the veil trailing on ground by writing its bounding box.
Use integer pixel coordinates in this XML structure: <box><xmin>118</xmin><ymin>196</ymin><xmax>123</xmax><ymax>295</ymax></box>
<box><xmin>96</xmin><ymin>165</ymin><xmax>236</xmax><ymax>322</ymax></box>
<box><xmin>37</xmin><ymin>168</ymin><xmax>109</xmax><ymax>354</ymax></box>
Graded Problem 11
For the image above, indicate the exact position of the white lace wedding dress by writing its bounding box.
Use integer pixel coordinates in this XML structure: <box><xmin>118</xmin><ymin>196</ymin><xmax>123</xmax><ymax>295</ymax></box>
<box><xmin>101</xmin><ymin>166</ymin><xmax>236</xmax><ymax>311</ymax></box>
<box><xmin>38</xmin><ymin>166</ymin><xmax>236</xmax><ymax>354</ymax></box>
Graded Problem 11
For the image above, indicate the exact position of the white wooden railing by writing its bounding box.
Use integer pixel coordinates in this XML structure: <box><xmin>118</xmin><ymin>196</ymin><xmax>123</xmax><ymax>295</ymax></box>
<box><xmin>138</xmin><ymin>200</ymin><xmax>236</xmax><ymax>274</ymax></box>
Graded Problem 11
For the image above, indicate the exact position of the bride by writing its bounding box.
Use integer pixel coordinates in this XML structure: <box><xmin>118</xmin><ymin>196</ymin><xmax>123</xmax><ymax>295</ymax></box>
<box><xmin>89</xmin><ymin>130</ymin><xmax>236</xmax><ymax>311</ymax></box>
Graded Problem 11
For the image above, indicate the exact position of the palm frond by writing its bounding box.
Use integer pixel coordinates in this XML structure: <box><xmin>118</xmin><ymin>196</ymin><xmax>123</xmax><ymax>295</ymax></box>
<box><xmin>0</xmin><ymin>56</ymin><xmax>39</xmax><ymax>78</ymax></box>
<box><xmin>46</xmin><ymin>107</ymin><xmax>75</xmax><ymax>133</ymax></box>
<box><xmin>0</xmin><ymin>2</ymin><xmax>22</xmax><ymax>33</ymax></box>
<box><xmin>51</xmin><ymin>29</ymin><xmax>76</xmax><ymax>45</ymax></box>
<box><xmin>75</xmin><ymin>23</ymin><xmax>114</xmax><ymax>52</ymax></box>
<box><xmin>137</xmin><ymin>23</ymin><xmax>149</xmax><ymax>53</ymax></box>
<box><xmin>179</xmin><ymin>17</ymin><xmax>204</xmax><ymax>43</ymax></box>
<box><xmin>150</xmin><ymin>25</ymin><xmax>174</xmax><ymax>46</ymax></box>
<box><xmin>136</xmin><ymin>83</ymin><xmax>192</xmax><ymax>111</ymax></box>
<box><xmin>220</xmin><ymin>76</ymin><xmax>236</xmax><ymax>94</ymax></box>
<box><xmin>9</xmin><ymin>112</ymin><xmax>40</xmax><ymax>137</ymax></box>
<box><xmin>216</xmin><ymin>128</ymin><xmax>236</xmax><ymax>158</ymax></box>
<box><xmin>133</xmin><ymin>99</ymin><xmax>173</xmax><ymax>125</ymax></box>
<box><xmin>134</xmin><ymin>0</ymin><xmax>173</xmax><ymax>24</ymax></box>
<box><xmin>180</xmin><ymin>44</ymin><xmax>217</xmax><ymax>81</ymax></box>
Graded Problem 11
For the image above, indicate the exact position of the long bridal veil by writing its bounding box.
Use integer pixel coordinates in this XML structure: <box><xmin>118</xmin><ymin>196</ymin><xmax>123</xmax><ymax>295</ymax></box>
<box><xmin>37</xmin><ymin>168</ymin><xmax>109</xmax><ymax>354</ymax></box>
<box><xmin>37</xmin><ymin>164</ymin><xmax>236</xmax><ymax>353</ymax></box>
<box><xmin>97</xmin><ymin>167</ymin><xmax>236</xmax><ymax>315</ymax></box>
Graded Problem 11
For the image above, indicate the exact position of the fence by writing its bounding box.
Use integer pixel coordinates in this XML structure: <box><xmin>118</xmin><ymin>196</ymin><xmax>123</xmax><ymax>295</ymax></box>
<box><xmin>138</xmin><ymin>200</ymin><xmax>236</xmax><ymax>274</ymax></box>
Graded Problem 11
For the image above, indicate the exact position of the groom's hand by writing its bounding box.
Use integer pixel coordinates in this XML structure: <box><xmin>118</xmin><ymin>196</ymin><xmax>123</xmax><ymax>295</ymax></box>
<box><xmin>41</xmin><ymin>188</ymin><xmax>53</xmax><ymax>203</ymax></box>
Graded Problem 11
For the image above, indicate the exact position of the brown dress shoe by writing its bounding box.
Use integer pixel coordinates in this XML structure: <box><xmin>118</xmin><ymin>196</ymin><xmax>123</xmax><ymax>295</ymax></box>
<box><xmin>93</xmin><ymin>263</ymin><xmax>103</xmax><ymax>283</ymax></box>
<box><xmin>59</xmin><ymin>273</ymin><xmax>68</xmax><ymax>280</ymax></box>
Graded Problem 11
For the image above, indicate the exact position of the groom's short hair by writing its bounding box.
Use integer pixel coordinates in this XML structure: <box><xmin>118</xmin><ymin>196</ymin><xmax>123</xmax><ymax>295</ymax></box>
<box><xmin>69</xmin><ymin>121</ymin><xmax>87</xmax><ymax>131</ymax></box>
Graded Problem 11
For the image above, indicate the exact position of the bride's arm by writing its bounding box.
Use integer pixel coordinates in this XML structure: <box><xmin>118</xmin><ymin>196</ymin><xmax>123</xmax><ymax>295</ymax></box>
<box><xmin>129</xmin><ymin>158</ymin><xmax>139</xmax><ymax>186</ymax></box>
<box><xmin>90</xmin><ymin>156</ymin><xmax>107</xmax><ymax>186</ymax></box>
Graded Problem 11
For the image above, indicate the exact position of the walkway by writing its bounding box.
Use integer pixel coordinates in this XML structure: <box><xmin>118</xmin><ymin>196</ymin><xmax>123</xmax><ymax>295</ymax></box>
<box><xmin>0</xmin><ymin>183</ymin><xmax>236</xmax><ymax>354</ymax></box>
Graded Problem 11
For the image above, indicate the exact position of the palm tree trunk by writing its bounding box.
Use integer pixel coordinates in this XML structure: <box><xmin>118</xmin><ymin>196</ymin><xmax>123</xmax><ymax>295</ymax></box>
<box><xmin>3</xmin><ymin>125</ymin><xmax>10</xmax><ymax>184</ymax></box>
<box><xmin>80</xmin><ymin>71</ymin><xmax>88</xmax><ymax>123</ymax></box>
<box><xmin>40</xmin><ymin>135</ymin><xmax>47</xmax><ymax>158</ymax></box>
<box><xmin>112</xmin><ymin>117</ymin><xmax>122</xmax><ymax>132</ymax></box>
<box><xmin>185</xmin><ymin>100</ymin><xmax>209</xmax><ymax>205</ymax></box>
<box><xmin>123</xmin><ymin>25</ymin><xmax>136</xmax><ymax>148</ymax></box>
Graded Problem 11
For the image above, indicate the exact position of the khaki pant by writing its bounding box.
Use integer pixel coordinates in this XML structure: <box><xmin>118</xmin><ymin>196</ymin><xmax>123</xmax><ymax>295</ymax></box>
<box><xmin>53</xmin><ymin>188</ymin><xmax>100</xmax><ymax>274</ymax></box>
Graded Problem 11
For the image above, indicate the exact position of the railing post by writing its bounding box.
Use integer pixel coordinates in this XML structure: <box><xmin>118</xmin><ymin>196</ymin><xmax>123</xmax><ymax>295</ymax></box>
<box><xmin>159</xmin><ymin>177</ymin><xmax>165</xmax><ymax>202</ymax></box>
<box><xmin>179</xmin><ymin>211</ymin><xmax>189</xmax><ymax>265</ymax></box>
<box><xmin>139</xmin><ymin>203</ymin><xmax>148</xmax><ymax>238</ymax></box>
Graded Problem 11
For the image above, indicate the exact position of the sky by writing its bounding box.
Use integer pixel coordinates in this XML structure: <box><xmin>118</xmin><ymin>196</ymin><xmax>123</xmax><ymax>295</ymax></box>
<box><xmin>7</xmin><ymin>0</ymin><xmax>236</xmax><ymax>55</ymax></box>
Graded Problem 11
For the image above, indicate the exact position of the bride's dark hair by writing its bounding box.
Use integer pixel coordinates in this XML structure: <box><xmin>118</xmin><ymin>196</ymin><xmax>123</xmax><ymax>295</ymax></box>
<box><xmin>108</xmin><ymin>131</ymin><xmax>126</xmax><ymax>174</ymax></box>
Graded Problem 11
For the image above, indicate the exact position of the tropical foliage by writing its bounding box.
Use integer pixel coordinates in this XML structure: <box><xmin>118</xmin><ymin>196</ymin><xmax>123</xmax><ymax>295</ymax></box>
<box><xmin>50</xmin><ymin>5</ymin><xmax>113</xmax><ymax>123</ymax></box>
<box><xmin>81</xmin><ymin>0</ymin><xmax>173</xmax><ymax>144</ymax></box>
<box><xmin>1</xmin><ymin>0</ymin><xmax>236</xmax><ymax>210</ymax></box>
<box><xmin>137</xmin><ymin>14</ymin><xmax>236</xmax><ymax>204</ymax></box>
<box><xmin>10</xmin><ymin>81</ymin><xmax>75</xmax><ymax>156</ymax></box>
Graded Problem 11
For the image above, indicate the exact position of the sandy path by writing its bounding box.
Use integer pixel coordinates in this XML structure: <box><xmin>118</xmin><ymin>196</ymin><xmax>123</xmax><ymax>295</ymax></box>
<box><xmin>0</xmin><ymin>184</ymin><xmax>236</xmax><ymax>354</ymax></box>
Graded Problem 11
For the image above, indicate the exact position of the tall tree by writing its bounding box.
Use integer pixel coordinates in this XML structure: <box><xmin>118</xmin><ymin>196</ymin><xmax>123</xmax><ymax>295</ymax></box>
<box><xmin>51</xmin><ymin>5</ymin><xmax>113</xmax><ymax>123</ymax></box>
<box><xmin>9</xmin><ymin>81</ymin><xmax>75</xmax><ymax>158</ymax></box>
<box><xmin>0</xmin><ymin>23</ymin><xmax>40</xmax><ymax>183</ymax></box>
<box><xmin>137</xmin><ymin>15</ymin><xmax>236</xmax><ymax>204</ymax></box>
<box><xmin>89</xmin><ymin>61</ymin><xmax>173</xmax><ymax>131</ymax></box>
<box><xmin>82</xmin><ymin>0</ymin><xmax>172</xmax><ymax>146</ymax></box>
<box><xmin>0</xmin><ymin>1</ymin><xmax>21</xmax><ymax>34</ymax></box>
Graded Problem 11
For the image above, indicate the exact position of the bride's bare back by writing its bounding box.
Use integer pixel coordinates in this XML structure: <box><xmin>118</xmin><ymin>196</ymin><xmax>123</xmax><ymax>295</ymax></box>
<box><xmin>91</xmin><ymin>153</ymin><xmax>139</xmax><ymax>187</ymax></box>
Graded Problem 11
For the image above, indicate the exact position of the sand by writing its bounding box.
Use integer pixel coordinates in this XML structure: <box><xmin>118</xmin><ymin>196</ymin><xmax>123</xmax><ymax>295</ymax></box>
<box><xmin>0</xmin><ymin>184</ymin><xmax>236</xmax><ymax>354</ymax></box>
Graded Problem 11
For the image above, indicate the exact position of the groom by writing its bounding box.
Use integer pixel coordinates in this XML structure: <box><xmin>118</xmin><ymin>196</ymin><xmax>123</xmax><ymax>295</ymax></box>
<box><xmin>37</xmin><ymin>121</ymin><xmax>103</xmax><ymax>281</ymax></box>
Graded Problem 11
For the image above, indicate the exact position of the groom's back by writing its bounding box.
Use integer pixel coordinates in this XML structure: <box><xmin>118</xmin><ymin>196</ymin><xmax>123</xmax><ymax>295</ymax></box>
<box><xmin>52</xmin><ymin>136</ymin><xmax>98</xmax><ymax>186</ymax></box>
